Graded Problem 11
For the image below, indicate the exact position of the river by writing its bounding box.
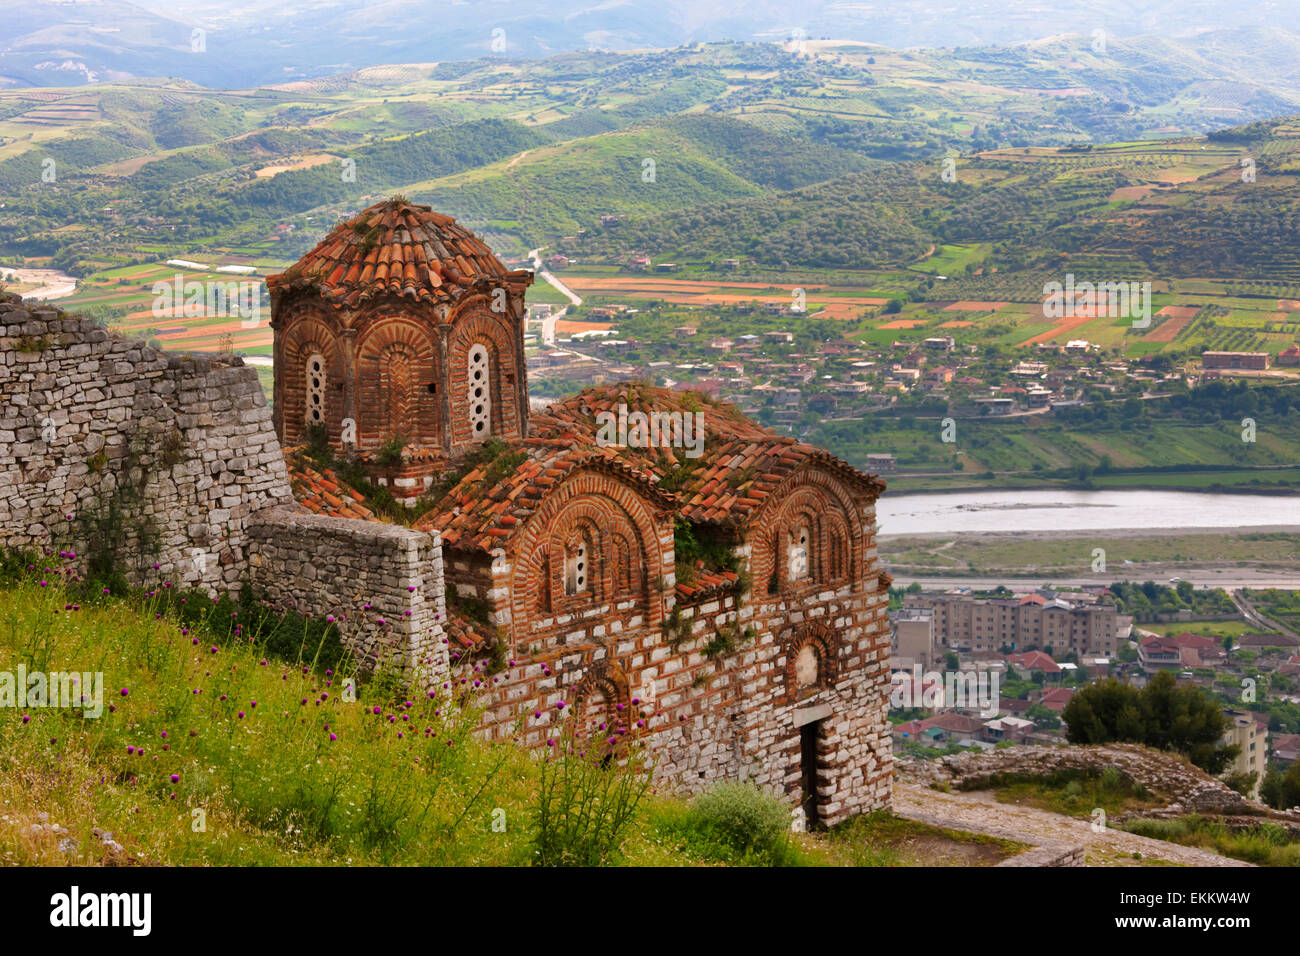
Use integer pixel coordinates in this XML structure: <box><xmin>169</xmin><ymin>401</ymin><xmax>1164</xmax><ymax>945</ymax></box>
<box><xmin>2</xmin><ymin>267</ymin><xmax>79</xmax><ymax>300</ymax></box>
<box><xmin>875</xmin><ymin>488</ymin><xmax>1299</xmax><ymax>536</ymax></box>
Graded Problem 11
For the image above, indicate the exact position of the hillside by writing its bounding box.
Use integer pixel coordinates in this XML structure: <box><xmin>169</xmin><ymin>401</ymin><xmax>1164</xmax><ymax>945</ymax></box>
<box><xmin>5</xmin><ymin>36</ymin><xmax>1300</xmax><ymax>273</ymax></box>
<box><xmin>0</xmin><ymin>562</ymin><xmax>1055</xmax><ymax>867</ymax></box>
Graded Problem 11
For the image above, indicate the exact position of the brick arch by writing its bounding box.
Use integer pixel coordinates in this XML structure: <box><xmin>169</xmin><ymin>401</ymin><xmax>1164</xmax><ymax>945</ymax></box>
<box><xmin>509</xmin><ymin>471</ymin><xmax>666</xmax><ymax>649</ymax></box>
<box><xmin>780</xmin><ymin>620</ymin><xmax>842</xmax><ymax>702</ymax></box>
<box><xmin>278</xmin><ymin>308</ymin><xmax>345</xmax><ymax>446</ymax></box>
<box><xmin>448</xmin><ymin>307</ymin><xmax>522</xmax><ymax>449</ymax></box>
<box><xmin>750</xmin><ymin>466</ymin><xmax>865</xmax><ymax>598</ymax></box>
<box><xmin>355</xmin><ymin>315</ymin><xmax>438</xmax><ymax>449</ymax></box>
<box><xmin>572</xmin><ymin>661</ymin><xmax>632</xmax><ymax>748</ymax></box>
<box><xmin>820</xmin><ymin>508</ymin><xmax>852</xmax><ymax>585</ymax></box>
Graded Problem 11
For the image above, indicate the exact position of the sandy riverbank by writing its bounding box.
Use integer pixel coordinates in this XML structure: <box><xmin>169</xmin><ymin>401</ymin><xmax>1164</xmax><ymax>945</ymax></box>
<box><xmin>878</xmin><ymin>524</ymin><xmax>1300</xmax><ymax>542</ymax></box>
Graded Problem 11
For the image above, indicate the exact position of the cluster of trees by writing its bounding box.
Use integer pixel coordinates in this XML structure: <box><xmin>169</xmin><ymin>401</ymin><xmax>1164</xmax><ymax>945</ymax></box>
<box><xmin>573</xmin><ymin>164</ymin><xmax>932</xmax><ymax>269</ymax></box>
<box><xmin>1108</xmin><ymin>581</ymin><xmax>1235</xmax><ymax>620</ymax></box>
<box><xmin>1062</xmin><ymin>671</ymin><xmax>1237</xmax><ymax>773</ymax></box>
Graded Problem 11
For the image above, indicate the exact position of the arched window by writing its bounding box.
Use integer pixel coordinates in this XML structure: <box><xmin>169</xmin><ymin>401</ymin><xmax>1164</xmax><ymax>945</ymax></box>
<box><xmin>789</xmin><ymin>524</ymin><xmax>810</xmax><ymax>582</ymax></box>
<box><xmin>305</xmin><ymin>353</ymin><xmax>326</xmax><ymax>426</ymax></box>
<box><xmin>565</xmin><ymin>538</ymin><xmax>589</xmax><ymax>595</ymax></box>
<box><xmin>467</xmin><ymin>343</ymin><xmax>491</xmax><ymax>440</ymax></box>
<box><xmin>537</xmin><ymin>549</ymin><xmax>552</xmax><ymax>613</ymax></box>
<box><xmin>795</xmin><ymin>644</ymin><xmax>820</xmax><ymax>690</ymax></box>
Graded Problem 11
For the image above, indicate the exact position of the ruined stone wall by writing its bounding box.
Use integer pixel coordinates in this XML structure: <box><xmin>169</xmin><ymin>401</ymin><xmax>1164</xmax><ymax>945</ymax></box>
<box><xmin>246</xmin><ymin>506</ymin><xmax>449</xmax><ymax>680</ymax></box>
<box><xmin>0</xmin><ymin>293</ymin><xmax>292</xmax><ymax>590</ymax></box>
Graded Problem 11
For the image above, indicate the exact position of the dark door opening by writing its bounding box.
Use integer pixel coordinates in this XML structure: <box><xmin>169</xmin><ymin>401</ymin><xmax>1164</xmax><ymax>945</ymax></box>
<box><xmin>800</xmin><ymin>720</ymin><xmax>821</xmax><ymax>830</ymax></box>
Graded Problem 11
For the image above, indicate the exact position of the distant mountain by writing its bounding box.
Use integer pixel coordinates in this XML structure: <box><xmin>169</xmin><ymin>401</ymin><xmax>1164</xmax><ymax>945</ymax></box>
<box><xmin>7</xmin><ymin>0</ymin><xmax>1300</xmax><ymax>89</ymax></box>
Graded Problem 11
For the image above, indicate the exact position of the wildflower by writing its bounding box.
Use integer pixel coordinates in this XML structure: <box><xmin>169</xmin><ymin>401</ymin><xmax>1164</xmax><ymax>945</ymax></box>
<box><xmin>170</xmin><ymin>774</ymin><xmax>179</xmax><ymax>783</ymax></box>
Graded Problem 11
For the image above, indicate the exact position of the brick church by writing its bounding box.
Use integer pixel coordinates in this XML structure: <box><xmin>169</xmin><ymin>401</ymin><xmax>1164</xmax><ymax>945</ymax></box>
<box><xmin>266</xmin><ymin>198</ymin><xmax>892</xmax><ymax>826</ymax></box>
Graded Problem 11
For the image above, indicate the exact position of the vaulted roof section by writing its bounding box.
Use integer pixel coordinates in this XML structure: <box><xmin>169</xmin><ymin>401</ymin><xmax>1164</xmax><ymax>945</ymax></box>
<box><xmin>415</xmin><ymin>384</ymin><xmax>886</xmax><ymax>554</ymax></box>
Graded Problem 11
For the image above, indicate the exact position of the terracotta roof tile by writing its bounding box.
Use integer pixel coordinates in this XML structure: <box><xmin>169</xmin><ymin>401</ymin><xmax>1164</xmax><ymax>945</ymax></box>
<box><xmin>410</xmin><ymin>384</ymin><xmax>884</xmax><ymax>555</ymax></box>
<box><xmin>286</xmin><ymin>455</ymin><xmax>377</xmax><ymax>522</ymax></box>
<box><xmin>266</xmin><ymin>198</ymin><xmax>532</xmax><ymax>309</ymax></box>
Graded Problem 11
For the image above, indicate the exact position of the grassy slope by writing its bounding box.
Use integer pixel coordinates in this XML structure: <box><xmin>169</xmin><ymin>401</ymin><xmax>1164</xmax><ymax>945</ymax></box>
<box><xmin>1</xmin><ymin>566</ymin><xmax>1029</xmax><ymax>867</ymax></box>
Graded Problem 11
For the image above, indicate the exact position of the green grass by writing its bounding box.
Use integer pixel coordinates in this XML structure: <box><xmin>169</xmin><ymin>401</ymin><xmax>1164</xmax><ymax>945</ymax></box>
<box><xmin>984</xmin><ymin>768</ymin><xmax>1163</xmax><ymax>819</ymax></box>
<box><xmin>879</xmin><ymin>531</ymin><xmax>1300</xmax><ymax>577</ymax></box>
<box><xmin>824</xmin><ymin>810</ymin><xmax>1028</xmax><ymax>866</ymax></box>
<box><xmin>2</xmin><ymin>560</ymin><xmax>1014</xmax><ymax>867</ymax></box>
<box><xmin>1121</xmin><ymin>816</ymin><xmax>1300</xmax><ymax>866</ymax></box>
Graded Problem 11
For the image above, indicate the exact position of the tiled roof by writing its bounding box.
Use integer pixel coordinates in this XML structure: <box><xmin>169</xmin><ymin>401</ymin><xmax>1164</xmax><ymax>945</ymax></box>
<box><xmin>287</xmin><ymin>456</ymin><xmax>376</xmax><ymax>521</ymax></box>
<box><xmin>1009</xmin><ymin>650</ymin><xmax>1061</xmax><ymax>673</ymax></box>
<box><xmin>444</xmin><ymin>609</ymin><xmax>490</xmax><ymax>655</ymax></box>
<box><xmin>266</xmin><ymin>198</ymin><xmax>532</xmax><ymax>309</ymax></box>
<box><xmin>288</xmin><ymin>384</ymin><xmax>883</xmax><ymax>557</ymax></box>
<box><xmin>412</xmin><ymin>384</ymin><xmax>883</xmax><ymax>554</ymax></box>
<box><xmin>414</xmin><ymin>436</ymin><xmax>675</xmax><ymax>552</ymax></box>
<box><xmin>676</xmin><ymin>566</ymin><xmax>740</xmax><ymax>605</ymax></box>
<box><xmin>533</xmin><ymin>384</ymin><xmax>886</xmax><ymax>527</ymax></box>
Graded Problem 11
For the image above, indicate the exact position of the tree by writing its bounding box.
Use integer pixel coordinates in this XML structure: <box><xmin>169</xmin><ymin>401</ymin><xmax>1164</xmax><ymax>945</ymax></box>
<box><xmin>1260</xmin><ymin>762</ymin><xmax>1300</xmax><ymax>811</ymax></box>
<box><xmin>943</xmin><ymin>651</ymin><xmax>959</xmax><ymax>671</ymax></box>
<box><xmin>1061</xmin><ymin>671</ymin><xmax>1237</xmax><ymax>774</ymax></box>
<box><xmin>1026</xmin><ymin>703</ymin><xmax>1060</xmax><ymax>730</ymax></box>
<box><xmin>1222</xmin><ymin>770</ymin><xmax>1258</xmax><ymax>797</ymax></box>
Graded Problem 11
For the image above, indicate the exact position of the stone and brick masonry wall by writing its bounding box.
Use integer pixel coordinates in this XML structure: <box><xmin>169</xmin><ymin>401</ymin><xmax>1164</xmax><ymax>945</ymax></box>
<box><xmin>0</xmin><ymin>292</ymin><xmax>292</xmax><ymax>590</ymax></box>
<box><xmin>0</xmin><ymin>294</ymin><xmax>444</xmax><ymax>671</ymax></box>
<box><xmin>246</xmin><ymin>506</ymin><xmax>448</xmax><ymax>679</ymax></box>
<box><xmin>451</xmin><ymin>494</ymin><xmax>893</xmax><ymax>826</ymax></box>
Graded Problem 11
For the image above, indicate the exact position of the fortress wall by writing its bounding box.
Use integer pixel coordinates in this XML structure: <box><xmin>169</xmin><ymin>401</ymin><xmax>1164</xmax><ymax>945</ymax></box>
<box><xmin>247</xmin><ymin>506</ymin><xmax>449</xmax><ymax>680</ymax></box>
<box><xmin>0</xmin><ymin>292</ymin><xmax>292</xmax><ymax>590</ymax></box>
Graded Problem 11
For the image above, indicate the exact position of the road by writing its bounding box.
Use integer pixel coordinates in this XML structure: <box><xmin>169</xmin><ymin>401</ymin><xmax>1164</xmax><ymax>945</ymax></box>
<box><xmin>527</xmin><ymin>247</ymin><xmax>582</xmax><ymax>347</ymax></box>
<box><xmin>1233</xmin><ymin>589</ymin><xmax>1299</xmax><ymax>639</ymax></box>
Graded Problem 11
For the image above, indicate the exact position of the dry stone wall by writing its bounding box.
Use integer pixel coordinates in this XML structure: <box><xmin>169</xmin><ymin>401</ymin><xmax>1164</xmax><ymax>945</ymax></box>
<box><xmin>247</xmin><ymin>506</ymin><xmax>449</xmax><ymax>679</ymax></box>
<box><xmin>0</xmin><ymin>292</ymin><xmax>292</xmax><ymax>590</ymax></box>
<box><xmin>0</xmin><ymin>294</ymin><xmax>443</xmax><ymax>673</ymax></box>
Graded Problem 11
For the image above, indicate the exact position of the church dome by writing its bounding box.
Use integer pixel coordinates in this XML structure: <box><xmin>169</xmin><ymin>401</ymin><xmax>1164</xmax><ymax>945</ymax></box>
<box><xmin>266</xmin><ymin>197</ymin><xmax>529</xmax><ymax>309</ymax></box>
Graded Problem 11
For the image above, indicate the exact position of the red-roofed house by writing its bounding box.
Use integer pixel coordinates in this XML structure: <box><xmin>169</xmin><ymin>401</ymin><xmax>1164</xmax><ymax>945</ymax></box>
<box><xmin>1009</xmin><ymin>650</ymin><xmax>1061</xmax><ymax>676</ymax></box>
<box><xmin>1039</xmin><ymin>687</ymin><xmax>1076</xmax><ymax>713</ymax></box>
<box><xmin>1273</xmin><ymin>734</ymin><xmax>1300</xmax><ymax>767</ymax></box>
<box><xmin>1138</xmin><ymin>636</ymin><xmax>1183</xmax><ymax>673</ymax></box>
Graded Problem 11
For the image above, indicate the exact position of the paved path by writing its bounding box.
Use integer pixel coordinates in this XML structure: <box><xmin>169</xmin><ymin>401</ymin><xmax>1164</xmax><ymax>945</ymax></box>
<box><xmin>893</xmin><ymin>782</ymin><xmax>1252</xmax><ymax>866</ymax></box>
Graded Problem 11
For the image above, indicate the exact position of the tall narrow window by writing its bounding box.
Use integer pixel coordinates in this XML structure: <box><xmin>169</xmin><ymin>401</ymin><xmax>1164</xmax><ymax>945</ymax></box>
<box><xmin>467</xmin><ymin>344</ymin><xmax>491</xmax><ymax>439</ymax></box>
<box><xmin>789</xmin><ymin>525</ymin><xmax>810</xmax><ymax>582</ymax></box>
<box><xmin>306</xmin><ymin>353</ymin><xmax>326</xmax><ymax>426</ymax></box>
<box><xmin>565</xmin><ymin>539</ymin><xmax>588</xmax><ymax>596</ymax></box>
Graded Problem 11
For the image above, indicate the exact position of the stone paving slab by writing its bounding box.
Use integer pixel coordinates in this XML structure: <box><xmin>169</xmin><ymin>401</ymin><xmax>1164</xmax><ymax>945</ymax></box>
<box><xmin>894</xmin><ymin>783</ymin><xmax>1253</xmax><ymax>867</ymax></box>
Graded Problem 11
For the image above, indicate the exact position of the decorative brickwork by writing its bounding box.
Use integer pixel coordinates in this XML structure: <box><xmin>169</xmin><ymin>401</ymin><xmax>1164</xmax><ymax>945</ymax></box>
<box><xmin>267</xmin><ymin>199</ymin><xmax>532</xmax><ymax>463</ymax></box>
<box><xmin>3</xmin><ymin>198</ymin><xmax>896</xmax><ymax>828</ymax></box>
